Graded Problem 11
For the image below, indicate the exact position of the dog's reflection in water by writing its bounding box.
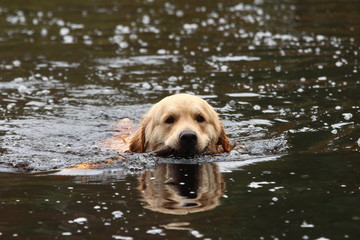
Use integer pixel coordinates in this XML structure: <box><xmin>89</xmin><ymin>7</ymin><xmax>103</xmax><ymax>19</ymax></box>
<box><xmin>138</xmin><ymin>163</ymin><xmax>224</xmax><ymax>215</ymax></box>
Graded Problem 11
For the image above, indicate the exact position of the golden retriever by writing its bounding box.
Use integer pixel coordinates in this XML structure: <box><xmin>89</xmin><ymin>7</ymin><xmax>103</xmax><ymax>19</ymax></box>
<box><xmin>129</xmin><ymin>93</ymin><xmax>232</xmax><ymax>156</ymax></box>
<box><xmin>60</xmin><ymin>94</ymin><xmax>232</xmax><ymax>172</ymax></box>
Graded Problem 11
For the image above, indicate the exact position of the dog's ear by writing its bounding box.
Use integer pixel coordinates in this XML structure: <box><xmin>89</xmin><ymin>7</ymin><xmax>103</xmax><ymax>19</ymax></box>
<box><xmin>217</xmin><ymin>122</ymin><xmax>233</xmax><ymax>152</ymax></box>
<box><xmin>129</xmin><ymin>116</ymin><xmax>149</xmax><ymax>152</ymax></box>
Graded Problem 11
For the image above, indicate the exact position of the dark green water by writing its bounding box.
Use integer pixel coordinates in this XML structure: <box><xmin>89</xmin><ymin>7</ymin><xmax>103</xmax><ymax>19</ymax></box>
<box><xmin>0</xmin><ymin>0</ymin><xmax>359</xmax><ymax>239</ymax></box>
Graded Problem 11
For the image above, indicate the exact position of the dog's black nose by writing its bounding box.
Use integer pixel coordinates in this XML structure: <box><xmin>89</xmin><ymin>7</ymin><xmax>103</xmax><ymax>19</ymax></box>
<box><xmin>179</xmin><ymin>130</ymin><xmax>197</xmax><ymax>148</ymax></box>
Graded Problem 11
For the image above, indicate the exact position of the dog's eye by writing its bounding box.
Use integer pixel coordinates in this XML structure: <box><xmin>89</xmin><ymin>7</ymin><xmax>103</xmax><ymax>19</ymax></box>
<box><xmin>196</xmin><ymin>115</ymin><xmax>205</xmax><ymax>123</ymax></box>
<box><xmin>165</xmin><ymin>116</ymin><xmax>175</xmax><ymax>124</ymax></box>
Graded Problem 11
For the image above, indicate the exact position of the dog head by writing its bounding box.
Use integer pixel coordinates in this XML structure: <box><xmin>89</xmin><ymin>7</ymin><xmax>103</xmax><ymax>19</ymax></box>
<box><xmin>129</xmin><ymin>94</ymin><xmax>232</xmax><ymax>156</ymax></box>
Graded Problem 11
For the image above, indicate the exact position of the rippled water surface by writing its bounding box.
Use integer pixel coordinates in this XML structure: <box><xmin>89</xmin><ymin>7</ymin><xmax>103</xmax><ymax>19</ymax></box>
<box><xmin>0</xmin><ymin>0</ymin><xmax>359</xmax><ymax>239</ymax></box>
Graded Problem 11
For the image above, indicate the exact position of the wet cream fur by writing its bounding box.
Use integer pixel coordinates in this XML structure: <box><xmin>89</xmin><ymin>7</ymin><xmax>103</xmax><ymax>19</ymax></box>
<box><xmin>129</xmin><ymin>94</ymin><xmax>232</xmax><ymax>154</ymax></box>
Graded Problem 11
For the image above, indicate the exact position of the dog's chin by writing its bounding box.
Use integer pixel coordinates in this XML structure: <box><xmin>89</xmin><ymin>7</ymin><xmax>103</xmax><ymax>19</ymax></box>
<box><xmin>170</xmin><ymin>144</ymin><xmax>207</xmax><ymax>158</ymax></box>
<box><xmin>173</xmin><ymin>149</ymin><xmax>197</xmax><ymax>158</ymax></box>
<box><xmin>148</xmin><ymin>145</ymin><xmax>173</xmax><ymax>156</ymax></box>
<box><xmin>150</xmin><ymin>145</ymin><xmax>198</xmax><ymax>158</ymax></box>
<box><xmin>149</xmin><ymin>143</ymin><xmax>209</xmax><ymax>158</ymax></box>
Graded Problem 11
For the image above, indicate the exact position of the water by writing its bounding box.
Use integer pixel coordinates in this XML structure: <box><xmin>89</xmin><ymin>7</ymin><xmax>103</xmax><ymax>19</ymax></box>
<box><xmin>0</xmin><ymin>0</ymin><xmax>359</xmax><ymax>239</ymax></box>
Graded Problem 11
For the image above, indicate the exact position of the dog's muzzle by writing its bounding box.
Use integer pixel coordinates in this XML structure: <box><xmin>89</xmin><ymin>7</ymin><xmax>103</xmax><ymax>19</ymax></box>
<box><xmin>178</xmin><ymin>130</ymin><xmax>198</xmax><ymax>155</ymax></box>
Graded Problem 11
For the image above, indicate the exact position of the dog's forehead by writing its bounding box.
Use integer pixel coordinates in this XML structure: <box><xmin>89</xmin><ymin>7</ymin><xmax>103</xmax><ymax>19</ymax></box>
<box><xmin>157</xmin><ymin>97</ymin><xmax>209</xmax><ymax>114</ymax></box>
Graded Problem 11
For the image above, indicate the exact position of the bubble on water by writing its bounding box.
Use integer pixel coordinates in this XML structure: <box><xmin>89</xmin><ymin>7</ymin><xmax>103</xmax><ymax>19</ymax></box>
<box><xmin>272</xmin><ymin>197</ymin><xmax>279</xmax><ymax>202</ymax></box>
<box><xmin>62</xmin><ymin>97</ymin><xmax>69</xmax><ymax>103</ymax></box>
<box><xmin>274</xmin><ymin>118</ymin><xmax>288</xmax><ymax>122</ymax></box>
<box><xmin>6</xmin><ymin>10</ymin><xmax>26</xmax><ymax>25</ymax></box>
<box><xmin>202</xmin><ymin>47</ymin><xmax>210</xmax><ymax>52</ymax></box>
<box><xmin>269</xmin><ymin>186</ymin><xmax>284</xmax><ymax>192</ymax></box>
<box><xmin>18</xmin><ymin>85</ymin><xmax>32</xmax><ymax>94</ymax></box>
<box><xmin>227</xmin><ymin>93</ymin><xmax>260</xmax><ymax>98</ymax></box>
<box><xmin>139</xmin><ymin>48</ymin><xmax>147</xmax><ymax>54</ymax></box>
<box><xmin>26</xmin><ymin>101</ymin><xmax>46</xmax><ymax>107</ymax></box>
<box><xmin>335</xmin><ymin>106</ymin><xmax>341</xmax><ymax>110</ymax></box>
<box><xmin>248</xmin><ymin>181</ymin><xmax>275</xmax><ymax>188</ymax></box>
<box><xmin>332</xmin><ymin>122</ymin><xmax>352</xmax><ymax>129</ymax></box>
<box><xmin>112</xmin><ymin>235</ymin><xmax>134</xmax><ymax>240</ymax></box>
<box><xmin>157</xmin><ymin>49</ymin><xmax>167</xmax><ymax>55</ymax></box>
<box><xmin>90</xmin><ymin>145</ymin><xmax>100</xmax><ymax>151</ymax></box>
<box><xmin>63</xmin><ymin>35</ymin><xmax>74</xmax><ymax>44</ymax></box>
<box><xmin>129</xmin><ymin>34</ymin><xmax>138</xmax><ymax>40</ymax></box>
<box><xmin>112</xmin><ymin>210</ymin><xmax>124</xmax><ymax>219</ymax></box>
<box><xmin>141</xmin><ymin>82</ymin><xmax>151</xmax><ymax>89</ymax></box>
<box><xmin>59</xmin><ymin>27</ymin><xmax>70</xmax><ymax>36</ymax></box>
<box><xmin>83</xmin><ymin>35</ymin><xmax>92</xmax><ymax>45</ymax></box>
<box><xmin>303</xmin><ymin>35</ymin><xmax>314</xmax><ymax>42</ymax></box>
<box><xmin>335</xmin><ymin>61</ymin><xmax>343</xmax><ymax>67</ymax></box>
<box><xmin>69</xmin><ymin>23</ymin><xmax>84</xmax><ymax>30</ymax></box>
<box><xmin>12</xmin><ymin>60</ymin><xmax>21</xmax><ymax>67</ymax></box>
<box><xmin>176</xmin><ymin>10</ymin><xmax>184</xmax><ymax>17</ymax></box>
<box><xmin>264</xmin><ymin>37</ymin><xmax>276</xmax><ymax>46</ymax></box>
<box><xmin>146</xmin><ymin>228</ymin><xmax>163</xmax><ymax>235</ymax></box>
<box><xmin>318</xmin><ymin>76</ymin><xmax>327</xmax><ymax>81</ymax></box>
<box><xmin>115</xmin><ymin>25</ymin><xmax>130</xmax><ymax>34</ymax></box>
<box><xmin>119</xmin><ymin>41</ymin><xmax>129</xmax><ymax>49</ymax></box>
<box><xmin>230</xmin><ymin>3</ymin><xmax>248</xmax><ymax>11</ymax></box>
<box><xmin>7</xmin><ymin>103</ymin><xmax>16</xmax><ymax>111</ymax></box>
<box><xmin>316</xmin><ymin>35</ymin><xmax>326</xmax><ymax>42</ymax></box>
<box><xmin>183</xmin><ymin>64</ymin><xmax>196</xmax><ymax>73</ymax></box>
<box><xmin>301</xmin><ymin>221</ymin><xmax>315</xmax><ymax>228</ymax></box>
<box><xmin>142</xmin><ymin>15</ymin><xmax>150</xmax><ymax>25</ymax></box>
<box><xmin>56</xmin><ymin>19</ymin><xmax>65</xmax><ymax>26</ymax></box>
<box><xmin>71</xmin><ymin>217</ymin><xmax>87</xmax><ymax>224</ymax></box>
<box><xmin>331</xmin><ymin>129</ymin><xmax>337</xmax><ymax>134</ymax></box>
<box><xmin>168</xmin><ymin>76</ymin><xmax>178</xmax><ymax>82</ymax></box>
<box><xmin>13</xmin><ymin>77</ymin><xmax>25</xmax><ymax>82</ymax></box>
<box><xmin>212</xmin><ymin>56</ymin><xmax>261</xmax><ymax>62</ymax></box>
<box><xmin>220</xmin><ymin>65</ymin><xmax>229</xmax><ymax>72</ymax></box>
<box><xmin>262</xmin><ymin>109</ymin><xmax>277</xmax><ymax>114</ymax></box>
<box><xmin>357</xmin><ymin>138</ymin><xmax>360</xmax><ymax>147</ymax></box>
<box><xmin>311</xmin><ymin>115</ymin><xmax>317</xmax><ymax>122</ymax></box>
<box><xmin>225</xmin><ymin>100</ymin><xmax>235</xmax><ymax>108</ymax></box>
<box><xmin>183</xmin><ymin>23</ymin><xmax>198</xmax><ymax>34</ymax></box>
<box><xmin>253</xmin><ymin>105</ymin><xmax>261</xmax><ymax>110</ymax></box>
<box><xmin>191</xmin><ymin>230</ymin><xmax>204</xmax><ymax>238</ymax></box>
<box><xmin>342</xmin><ymin>113</ymin><xmax>353</xmax><ymax>120</ymax></box>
